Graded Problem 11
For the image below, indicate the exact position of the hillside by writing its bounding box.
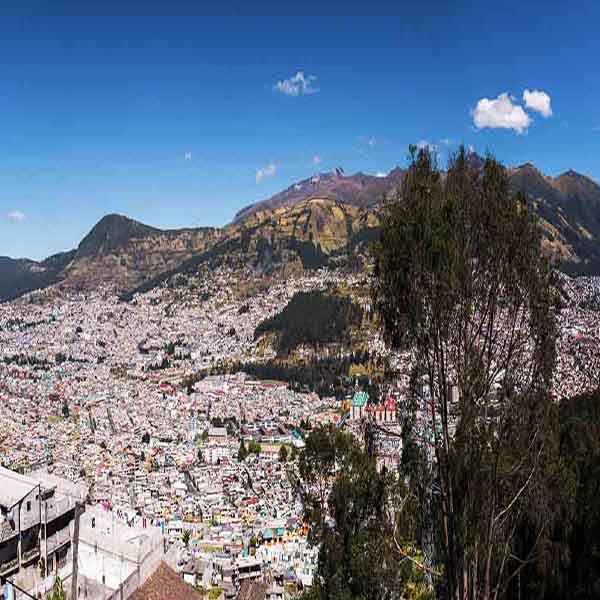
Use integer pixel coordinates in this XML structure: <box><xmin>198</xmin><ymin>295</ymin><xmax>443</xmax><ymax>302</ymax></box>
<box><xmin>0</xmin><ymin>251</ymin><xmax>76</xmax><ymax>302</ymax></box>
<box><xmin>254</xmin><ymin>289</ymin><xmax>364</xmax><ymax>354</ymax></box>
<box><xmin>61</xmin><ymin>217</ymin><xmax>222</xmax><ymax>292</ymax></box>
<box><xmin>121</xmin><ymin>198</ymin><xmax>380</xmax><ymax>300</ymax></box>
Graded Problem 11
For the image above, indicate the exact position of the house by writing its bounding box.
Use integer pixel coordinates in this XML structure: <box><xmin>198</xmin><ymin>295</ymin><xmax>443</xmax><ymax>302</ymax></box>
<box><xmin>182</xmin><ymin>559</ymin><xmax>199</xmax><ymax>587</ymax></box>
<box><xmin>350</xmin><ymin>392</ymin><xmax>368</xmax><ymax>421</ymax></box>
<box><xmin>235</xmin><ymin>556</ymin><xmax>262</xmax><ymax>583</ymax></box>
<box><xmin>208</xmin><ymin>427</ymin><xmax>228</xmax><ymax>442</ymax></box>
<box><xmin>0</xmin><ymin>466</ymin><xmax>82</xmax><ymax>590</ymax></box>
<box><xmin>129</xmin><ymin>561</ymin><xmax>203</xmax><ymax>600</ymax></box>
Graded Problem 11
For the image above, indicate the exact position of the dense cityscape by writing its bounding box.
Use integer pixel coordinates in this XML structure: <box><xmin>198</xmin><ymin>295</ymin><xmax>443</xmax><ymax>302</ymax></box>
<box><xmin>2</xmin><ymin>262</ymin><xmax>600</xmax><ymax>599</ymax></box>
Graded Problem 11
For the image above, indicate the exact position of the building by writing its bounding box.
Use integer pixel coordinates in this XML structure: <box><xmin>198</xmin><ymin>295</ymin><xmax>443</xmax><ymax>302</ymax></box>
<box><xmin>383</xmin><ymin>396</ymin><xmax>397</xmax><ymax>423</ymax></box>
<box><xmin>350</xmin><ymin>392</ymin><xmax>368</xmax><ymax>421</ymax></box>
<box><xmin>234</xmin><ymin>556</ymin><xmax>262</xmax><ymax>584</ymax></box>
<box><xmin>0</xmin><ymin>466</ymin><xmax>83</xmax><ymax>595</ymax></box>
<box><xmin>76</xmin><ymin>503</ymin><xmax>167</xmax><ymax>597</ymax></box>
<box><xmin>129</xmin><ymin>561</ymin><xmax>202</xmax><ymax>600</ymax></box>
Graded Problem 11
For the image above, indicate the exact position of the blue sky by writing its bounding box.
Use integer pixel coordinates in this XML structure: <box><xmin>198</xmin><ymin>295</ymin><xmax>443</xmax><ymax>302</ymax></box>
<box><xmin>1</xmin><ymin>0</ymin><xmax>600</xmax><ymax>259</ymax></box>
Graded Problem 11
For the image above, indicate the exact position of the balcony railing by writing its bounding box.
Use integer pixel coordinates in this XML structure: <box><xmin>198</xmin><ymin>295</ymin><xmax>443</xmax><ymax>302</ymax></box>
<box><xmin>0</xmin><ymin>557</ymin><xmax>19</xmax><ymax>576</ymax></box>
<box><xmin>21</xmin><ymin>545</ymin><xmax>41</xmax><ymax>564</ymax></box>
<box><xmin>0</xmin><ymin>522</ymin><xmax>17</xmax><ymax>543</ymax></box>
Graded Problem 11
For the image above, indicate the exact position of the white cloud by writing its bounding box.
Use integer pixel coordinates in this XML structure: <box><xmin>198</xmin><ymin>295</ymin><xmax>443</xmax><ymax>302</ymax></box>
<box><xmin>472</xmin><ymin>93</ymin><xmax>531</xmax><ymax>134</ymax></box>
<box><xmin>274</xmin><ymin>71</ymin><xmax>319</xmax><ymax>96</ymax></box>
<box><xmin>312</xmin><ymin>155</ymin><xmax>322</xmax><ymax>165</ymax></box>
<box><xmin>6</xmin><ymin>211</ymin><xmax>26</xmax><ymax>223</ymax></box>
<box><xmin>256</xmin><ymin>163</ymin><xmax>277</xmax><ymax>183</ymax></box>
<box><xmin>440</xmin><ymin>138</ymin><xmax>454</xmax><ymax>146</ymax></box>
<box><xmin>184</xmin><ymin>152</ymin><xmax>192</xmax><ymax>160</ymax></box>
<box><xmin>375</xmin><ymin>171</ymin><xmax>387</xmax><ymax>178</ymax></box>
<box><xmin>523</xmin><ymin>89</ymin><xmax>553</xmax><ymax>118</ymax></box>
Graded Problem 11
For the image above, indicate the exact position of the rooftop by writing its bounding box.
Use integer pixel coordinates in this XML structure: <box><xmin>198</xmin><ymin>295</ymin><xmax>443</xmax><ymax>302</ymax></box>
<box><xmin>129</xmin><ymin>562</ymin><xmax>202</xmax><ymax>600</ymax></box>
<box><xmin>351</xmin><ymin>391</ymin><xmax>368</xmax><ymax>408</ymax></box>
<box><xmin>0</xmin><ymin>466</ymin><xmax>39</xmax><ymax>508</ymax></box>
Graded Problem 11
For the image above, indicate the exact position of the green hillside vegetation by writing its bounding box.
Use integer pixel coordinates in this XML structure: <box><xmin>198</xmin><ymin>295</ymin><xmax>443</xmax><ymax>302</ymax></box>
<box><xmin>254</xmin><ymin>290</ymin><xmax>363</xmax><ymax>354</ymax></box>
<box><xmin>515</xmin><ymin>389</ymin><xmax>600</xmax><ymax>598</ymax></box>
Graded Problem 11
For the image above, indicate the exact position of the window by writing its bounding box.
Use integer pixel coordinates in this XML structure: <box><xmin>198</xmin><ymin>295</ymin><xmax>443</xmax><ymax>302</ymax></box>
<box><xmin>26</xmin><ymin>501</ymin><xmax>31</xmax><ymax>512</ymax></box>
<box><xmin>58</xmin><ymin>547</ymin><xmax>68</xmax><ymax>570</ymax></box>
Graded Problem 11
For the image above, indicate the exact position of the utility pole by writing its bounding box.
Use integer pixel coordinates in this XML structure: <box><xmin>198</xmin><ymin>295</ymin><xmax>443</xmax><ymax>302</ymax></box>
<box><xmin>71</xmin><ymin>503</ymin><xmax>82</xmax><ymax>600</ymax></box>
<box><xmin>44</xmin><ymin>500</ymin><xmax>48</xmax><ymax>581</ymax></box>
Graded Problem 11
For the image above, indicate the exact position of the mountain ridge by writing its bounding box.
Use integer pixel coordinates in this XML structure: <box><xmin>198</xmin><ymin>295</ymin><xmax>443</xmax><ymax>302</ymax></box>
<box><xmin>3</xmin><ymin>158</ymin><xmax>600</xmax><ymax>302</ymax></box>
<box><xmin>234</xmin><ymin>167</ymin><xmax>406</xmax><ymax>221</ymax></box>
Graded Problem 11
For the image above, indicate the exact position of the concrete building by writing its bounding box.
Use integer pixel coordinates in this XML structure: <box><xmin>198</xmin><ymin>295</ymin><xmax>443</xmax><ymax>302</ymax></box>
<box><xmin>76</xmin><ymin>504</ymin><xmax>168</xmax><ymax>599</ymax></box>
<box><xmin>0</xmin><ymin>466</ymin><xmax>84</xmax><ymax>597</ymax></box>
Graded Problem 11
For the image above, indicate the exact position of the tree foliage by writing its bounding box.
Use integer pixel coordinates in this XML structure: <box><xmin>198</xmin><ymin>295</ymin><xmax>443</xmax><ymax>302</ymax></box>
<box><xmin>514</xmin><ymin>389</ymin><xmax>600</xmax><ymax>599</ymax></box>
<box><xmin>182</xmin><ymin>529</ymin><xmax>191</xmax><ymax>548</ymax></box>
<box><xmin>248</xmin><ymin>440</ymin><xmax>261</xmax><ymax>455</ymax></box>
<box><xmin>279</xmin><ymin>445</ymin><xmax>289</xmax><ymax>463</ymax></box>
<box><xmin>49</xmin><ymin>575</ymin><xmax>66</xmax><ymax>600</ymax></box>
<box><xmin>255</xmin><ymin>290</ymin><xmax>363</xmax><ymax>354</ymax></box>
<box><xmin>300</xmin><ymin>426</ymin><xmax>432</xmax><ymax>600</ymax></box>
<box><xmin>238</xmin><ymin>439</ymin><xmax>248</xmax><ymax>462</ymax></box>
<box><xmin>371</xmin><ymin>146</ymin><xmax>559</xmax><ymax>600</ymax></box>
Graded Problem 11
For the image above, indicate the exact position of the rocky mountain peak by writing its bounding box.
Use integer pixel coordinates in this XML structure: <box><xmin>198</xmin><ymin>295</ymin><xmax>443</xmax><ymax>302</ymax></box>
<box><xmin>76</xmin><ymin>214</ymin><xmax>161</xmax><ymax>258</ymax></box>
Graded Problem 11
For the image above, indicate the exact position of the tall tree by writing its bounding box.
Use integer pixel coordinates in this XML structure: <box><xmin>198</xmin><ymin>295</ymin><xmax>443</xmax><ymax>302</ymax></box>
<box><xmin>372</xmin><ymin>146</ymin><xmax>559</xmax><ymax>600</ymax></box>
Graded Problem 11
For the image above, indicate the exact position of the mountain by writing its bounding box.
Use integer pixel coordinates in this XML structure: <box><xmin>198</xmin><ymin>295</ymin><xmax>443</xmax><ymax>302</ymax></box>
<box><xmin>508</xmin><ymin>164</ymin><xmax>600</xmax><ymax>273</ymax></box>
<box><xmin>75</xmin><ymin>214</ymin><xmax>161</xmax><ymax>258</ymax></box>
<box><xmin>234</xmin><ymin>168</ymin><xmax>405</xmax><ymax>221</ymax></box>
<box><xmin>121</xmin><ymin>197</ymin><xmax>380</xmax><ymax>300</ymax></box>
<box><xmin>0</xmin><ymin>250</ymin><xmax>76</xmax><ymax>302</ymax></box>
<box><xmin>2</xmin><ymin>160</ymin><xmax>600</xmax><ymax>303</ymax></box>
<box><xmin>60</xmin><ymin>215</ymin><xmax>222</xmax><ymax>292</ymax></box>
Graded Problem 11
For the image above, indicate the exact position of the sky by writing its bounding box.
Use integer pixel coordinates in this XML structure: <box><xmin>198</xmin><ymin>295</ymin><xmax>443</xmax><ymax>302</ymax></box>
<box><xmin>1</xmin><ymin>0</ymin><xmax>600</xmax><ymax>260</ymax></box>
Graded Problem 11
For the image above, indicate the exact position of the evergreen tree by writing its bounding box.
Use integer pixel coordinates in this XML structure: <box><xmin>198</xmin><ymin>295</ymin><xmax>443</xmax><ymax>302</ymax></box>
<box><xmin>182</xmin><ymin>529</ymin><xmax>191</xmax><ymax>548</ymax></box>
<box><xmin>278</xmin><ymin>445</ymin><xmax>288</xmax><ymax>463</ymax></box>
<box><xmin>237</xmin><ymin>439</ymin><xmax>248</xmax><ymax>462</ymax></box>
